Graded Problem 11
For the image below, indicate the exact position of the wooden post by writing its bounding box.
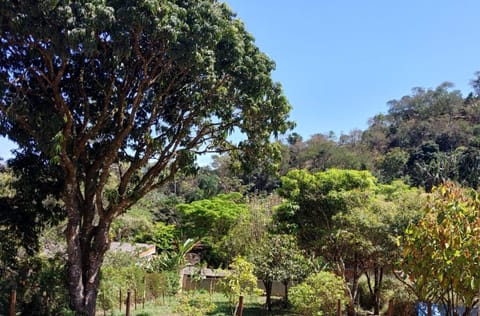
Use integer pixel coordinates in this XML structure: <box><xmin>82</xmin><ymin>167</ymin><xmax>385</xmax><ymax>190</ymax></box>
<box><xmin>237</xmin><ymin>295</ymin><xmax>244</xmax><ymax>316</ymax></box>
<box><xmin>9</xmin><ymin>288</ymin><xmax>16</xmax><ymax>316</ymax></box>
<box><xmin>126</xmin><ymin>290</ymin><xmax>131</xmax><ymax>316</ymax></box>
<box><xmin>337</xmin><ymin>298</ymin><xmax>341</xmax><ymax>316</ymax></box>
<box><xmin>387</xmin><ymin>300</ymin><xmax>393</xmax><ymax>316</ymax></box>
<box><xmin>119</xmin><ymin>289</ymin><xmax>122</xmax><ymax>312</ymax></box>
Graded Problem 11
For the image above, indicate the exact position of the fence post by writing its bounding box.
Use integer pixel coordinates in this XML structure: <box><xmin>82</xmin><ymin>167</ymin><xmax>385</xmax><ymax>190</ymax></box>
<box><xmin>237</xmin><ymin>295</ymin><xmax>244</xmax><ymax>316</ymax></box>
<box><xmin>10</xmin><ymin>288</ymin><xmax>16</xmax><ymax>316</ymax></box>
<box><xmin>126</xmin><ymin>290</ymin><xmax>131</xmax><ymax>316</ymax></box>
<box><xmin>119</xmin><ymin>289</ymin><xmax>122</xmax><ymax>312</ymax></box>
<box><xmin>337</xmin><ymin>298</ymin><xmax>341</xmax><ymax>316</ymax></box>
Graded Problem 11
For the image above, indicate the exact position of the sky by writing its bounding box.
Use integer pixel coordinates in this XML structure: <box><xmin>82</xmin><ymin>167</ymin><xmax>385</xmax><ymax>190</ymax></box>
<box><xmin>2</xmin><ymin>1</ymin><xmax>480</xmax><ymax>159</ymax></box>
<box><xmin>224</xmin><ymin>0</ymin><xmax>480</xmax><ymax>139</ymax></box>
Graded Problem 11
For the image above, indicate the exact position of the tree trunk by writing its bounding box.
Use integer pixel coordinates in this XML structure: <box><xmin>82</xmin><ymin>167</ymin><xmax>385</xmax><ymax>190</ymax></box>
<box><xmin>373</xmin><ymin>266</ymin><xmax>383</xmax><ymax>315</ymax></box>
<box><xmin>263</xmin><ymin>279</ymin><xmax>273</xmax><ymax>311</ymax></box>
<box><xmin>178</xmin><ymin>267</ymin><xmax>185</xmax><ymax>294</ymax></box>
<box><xmin>346</xmin><ymin>302</ymin><xmax>356</xmax><ymax>316</ymax></box>
<box><xmin>346</xmin><ymin>260</ymin><xmax>361</xmax><ymax>316</ymax></box>
<box><xmin>66</xmin><ymin>211</ymin><xmax>111</xmax><ymax>316</ymax></box>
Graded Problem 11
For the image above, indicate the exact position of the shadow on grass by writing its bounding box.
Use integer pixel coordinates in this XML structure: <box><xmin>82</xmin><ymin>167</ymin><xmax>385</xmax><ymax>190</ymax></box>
<box><xmin>209</xmin><ymin>298</ymin><xmax>296</xmax><ymax>316</ymax></box>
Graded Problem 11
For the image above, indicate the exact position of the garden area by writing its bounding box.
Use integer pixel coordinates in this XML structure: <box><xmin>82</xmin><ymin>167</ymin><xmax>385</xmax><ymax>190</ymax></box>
<box><xmin>3</xmin><ymin>1</ymin><xmax>480</xmax><ymax>316</ymax></box>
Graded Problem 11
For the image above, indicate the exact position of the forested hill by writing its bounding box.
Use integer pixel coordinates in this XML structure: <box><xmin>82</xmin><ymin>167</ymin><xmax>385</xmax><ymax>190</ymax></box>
<box><xmin>277</xmin><ymin>79</ymin><xmax>480</xmax><ymax>192</ymax></box>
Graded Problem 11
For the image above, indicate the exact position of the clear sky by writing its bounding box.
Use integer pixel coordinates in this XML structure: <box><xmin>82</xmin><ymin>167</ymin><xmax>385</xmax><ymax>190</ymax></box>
<box><xmin>1</xmin><ymin>1</ymin><xmax>480</xmax><ymax>159</ymax></box>
<box><xmin>225</xmin><ymin>0</ymin><xmax>480</xmax><ymax>139</ymax></box>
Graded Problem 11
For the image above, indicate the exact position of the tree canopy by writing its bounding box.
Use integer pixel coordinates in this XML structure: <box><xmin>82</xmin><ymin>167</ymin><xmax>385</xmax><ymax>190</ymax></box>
<box><xmin>402</xmin><ymin>182</ymin><xmax>480</xmax><ymax>316</ymax></box>
<box><xmin>0</xmin><ymin>0</ymin><xmax>292</xmax><ymax>314</ymax></box>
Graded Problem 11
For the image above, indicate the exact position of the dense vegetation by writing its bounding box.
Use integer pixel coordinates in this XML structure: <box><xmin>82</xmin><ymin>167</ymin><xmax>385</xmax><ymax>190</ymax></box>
<box><xmin>2</xmin><ymin>1</ymin><xmax>480</xmax><ymax>316</ymax></box>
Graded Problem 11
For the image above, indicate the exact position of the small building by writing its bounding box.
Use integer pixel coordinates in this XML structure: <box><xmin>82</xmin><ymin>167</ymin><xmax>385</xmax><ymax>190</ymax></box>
<box><xmin>182</xmin><ymin>266</ymin><xmax>226</xmax><ymax>291</ymax></box>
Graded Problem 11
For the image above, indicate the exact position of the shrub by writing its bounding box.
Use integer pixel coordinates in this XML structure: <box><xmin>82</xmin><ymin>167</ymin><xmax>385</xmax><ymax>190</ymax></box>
<box><xmin>289</xmin><ymin>271</ymin><xmax>347</xmax><ymax>316</ymax></box>
<box><xmin>0</xmin><ymin>254</ymin><xmax>71</xmax><ymax>315</ymax></box>
<box><xmin>174</xmin><ymin>290</ymin><xmax>216</xmax><ymax>316</ymax></box>
<box><xmin>219</xmin><ymin>256</ymin><xmax>262</xmax><ymax>315</ymax></box>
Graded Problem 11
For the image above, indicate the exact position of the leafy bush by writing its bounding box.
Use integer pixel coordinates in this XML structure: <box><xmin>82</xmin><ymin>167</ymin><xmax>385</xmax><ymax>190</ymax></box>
<box><xmin>381</xmin><ymin>276</ymin><xmax>417</xmax><ymax>316</ymax></box>
<box><xmin>219</xmin><ymin>256</ymin><xmax>262</xmax><ymax>315</ymax></box>
<box><xmin>98</xmin><ymin>253</ymin><xmax>179</xmax><ymax>315</ymax></box>
<box><xmin>0</xmin><ymin>254</ymin><xmax>71</xmax><ymax>315</ymax></box>
<box><xmin>134</xmin><ymin>222</ymin><xmax>177</xmax><ymax>252</ymax></box>
<box><xmin>289</xmin><ymin>271</ymin><xmax>347</xmax><ymax>316</ymax></box>
<box><xmin>174</xmin><ymin>290</ymin><xmax>216</xmax><ymax>316</ymax></box>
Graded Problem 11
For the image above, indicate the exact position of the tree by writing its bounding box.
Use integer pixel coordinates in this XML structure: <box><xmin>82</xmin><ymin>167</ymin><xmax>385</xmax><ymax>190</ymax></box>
<box><xmin>405</xmin><ymin>142</ymin><xmax>459</xmax><ymax>191</ymax></box>
<box><xmin>402</xmin><ymin>182</ymin><xmax>480</xmax><ymax>316</ymax></box>
<box><xmin>275</xmin><ymin>169</ymin><xmax>422</xmax><ymax>315</ymax></box>
<box><xmin>251</xmin><ymin>233</ymin><xmax>311</xmax><ymax>311</ymax></box>
<box><xmin>457</xmin><ymin>145</ymin><xmax>480</xmax><ymax>189</ymax></box>
<box><xmin>376</xmin><ymin>147</ymin><xmax>408</xmax><ymax>183</ymax></box>
<box><xmin>275</xmin><ymin>168</ymin><xmax>377</xmax><ymax>253</ymax></box>
<box><xmin>177</xmin><ymin>192</ymin><xmax>247</xmax><ymax>266</ymax></box>
<box><xmin>220</xmin><ymin>193</ymin><xmax>280</xmax><ymax>263</ymax></box>
<box><xmin>0</xmin><ymin>1</ymin><xmax>292</xmax><ymax>314</ymax></box>
<box><xmin>0</xmin><ymin>152</ymin><xmax>64</xmax><ymax>272</ymax></box>
<box><xmin>219</xmin><ymin>256</ymin><xmax>261</xmax><ymax>316</ymax></box>
<box><xmin>330</xmin><ymin>185</ymin><xmax>422</xmax><ymax>315</ymax></box>
<box><xmin>289</xmin><ymin>271</ymin><xmax>348</xmax><ymax>316</ymax></box>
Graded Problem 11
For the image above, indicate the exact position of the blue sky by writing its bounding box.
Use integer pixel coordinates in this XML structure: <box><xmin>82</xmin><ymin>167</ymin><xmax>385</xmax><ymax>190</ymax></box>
<box><xmin>225</xmin><ymin>0</ymin><xmax>480</xmax><ymax>139</ymax></box>
<box><xmin>1</xmin><ymin>1</ymin><xmax>480</xmax><ymax>159</ymax></box>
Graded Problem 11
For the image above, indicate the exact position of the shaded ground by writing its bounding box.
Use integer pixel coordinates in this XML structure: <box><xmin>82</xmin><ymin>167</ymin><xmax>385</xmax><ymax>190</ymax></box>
<box><xmin>97</xmin><ymin>294</ymin><xmax>296</xmax><ymax>316</ymax></box>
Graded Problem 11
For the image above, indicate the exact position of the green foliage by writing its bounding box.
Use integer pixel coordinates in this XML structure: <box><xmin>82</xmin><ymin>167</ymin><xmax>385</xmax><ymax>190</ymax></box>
<box><xmin>144</xmin><ymin>272</ymin><xmax>176</xmax><ymax>299</ymax></box>
<box><xmin>178</xmin><ymin>193</ymin><xmax>246</xmax><ymax>239</ymax></box>
<box><xmin>457</xmin><ymin>145</ymin><xmax>480</xmax><ymax>189</ymax></box>
<box><xmin>177</xmin><ymin>193</ymin><xmax>247</xmax><ymax>266</ymax></box>
<box><xmin>277</xmin><ymin>168</ymin><xmax>423</xmax><ymax>314</ymax></box>
<box><xmin>362</xmin><ymin>81</ymin><xmax>480</xmax><ymax>190</ymax></box>
<box><xmin>0</xmin><ymin>254</ymin><xmax>71</xmax><ymax>315</ymax></box>
<box><xmin>220</xmin><ymin>194</ymin><xmax>279</xmax><ymax>261</ymax></box>
<box><xmin>219</xmin><ymin>256</ymin><xmax>261</xmax><ymax>315</ymax></box>
<box><xmin>251</xmin><ymin>233</ymin><xmax>312</xmax><ymax>310</ymax></box>
<box><xmin>98</xmin><ymin>258</ymin><xmax>178</xmax><ymax>314</ymax></box>
<box><xmin>0</xmin><ymin>153</ymin><xmax>64</xmax><ymax>270</ymax></box>
<box><xmin>283</xmin><ymin>132</ymin><xmax>373</xmax><ymax>173</ymax></box>
<box><xmin>0</xmin><ymin>0</ymin><xmax>293</xmax><ymax>312</ymax></box>
<box><xmin>99</xmin><ymin>264</ymin><xmax>145</xmax><ymax>310</ymax></box>
<box><xmin>402</xmin><ymin>182</ymin><xmax>480</xmax><ymax>314</ymax></box>
<box><xmin>252</xmin><ymin>234</ymin><xmax>311</xmax><ymax>284</ymax></box>
<box><xmin>275</xmin><ymin>168</ymin><xmax>377</xmax><ymax>252</ymax></box>
<box><xmin>111</xmin><ymin>212</ymin><xmax>154</xmax><ymax>242</ymax></box>
<box><xmin>381</xmin><ymin>276</ymin><xmax>417</xmax><ymax>316</ymax></box>
<box><xmin>134</xmin><ymin>222</ymin><xmax>177</xmax><ymax>252</ymax></box>
<box><xmin>175</xmin><ymin>290</ymin><xmax>216</xmax><ymax>316</ymax></box>
<box><xmin>376</xmin><ymin>147</ymin><xmax>409</xmax><ymax>183</ymax></box>
<box><xmin>289</xmin><ymin>271</ymin><xmax>347</xmax><ymax>316</ymax></box>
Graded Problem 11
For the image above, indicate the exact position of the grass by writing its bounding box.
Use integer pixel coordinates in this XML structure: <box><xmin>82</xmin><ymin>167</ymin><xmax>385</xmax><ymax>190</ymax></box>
<box><xmin>97</xmin><ymin>292</ymin><xmax>296</xmax><ymax>316</ymax></box>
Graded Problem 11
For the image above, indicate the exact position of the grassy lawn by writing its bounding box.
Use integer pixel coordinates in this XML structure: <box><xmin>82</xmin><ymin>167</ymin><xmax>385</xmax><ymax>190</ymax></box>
<box><xmin>98</xmin><ymin>292</ymin><xmax>296</xmax><ymax>316</ymax></box>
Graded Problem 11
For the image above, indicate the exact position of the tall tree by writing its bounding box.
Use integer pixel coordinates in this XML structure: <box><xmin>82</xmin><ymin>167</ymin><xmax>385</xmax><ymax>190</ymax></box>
<box><xmin>275</xmin><ymin>169</ymin><xmax>422</xmax><ymax>315</ymax></box>
<box><xmin>0</xmin><ymin>1</ymin><xmax>292</xmax><ymax>314</ymax></box>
